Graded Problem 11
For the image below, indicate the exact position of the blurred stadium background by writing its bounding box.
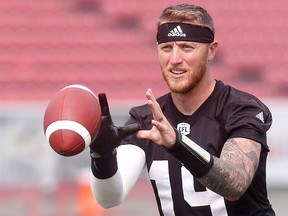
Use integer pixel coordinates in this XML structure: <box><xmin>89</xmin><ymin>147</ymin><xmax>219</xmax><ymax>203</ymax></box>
<box><xmin>0</xmin><ymin>0</ymin><xmax>287</xmax><ymax>215</ymax></box>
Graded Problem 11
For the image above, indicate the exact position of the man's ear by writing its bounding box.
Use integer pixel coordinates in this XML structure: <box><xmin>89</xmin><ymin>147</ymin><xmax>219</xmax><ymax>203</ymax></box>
<box><xmin>208</xmin><ymin>41</ymin><xmax>218</xmax><ymax>61</ymax></box>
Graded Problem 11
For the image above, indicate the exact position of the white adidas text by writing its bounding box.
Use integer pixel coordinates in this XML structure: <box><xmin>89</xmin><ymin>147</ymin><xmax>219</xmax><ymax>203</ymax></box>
<box><xmin>168</xmin><ymin>25</ymin><xmax>186</xmax><ymax>37</ymax></box>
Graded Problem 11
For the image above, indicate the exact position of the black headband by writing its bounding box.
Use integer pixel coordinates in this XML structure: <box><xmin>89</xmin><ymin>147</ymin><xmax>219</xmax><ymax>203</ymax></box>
<box><xmin>157</xmin><ymin>22</ymin><xmax>214</xmax><ymax>44</ymax></box>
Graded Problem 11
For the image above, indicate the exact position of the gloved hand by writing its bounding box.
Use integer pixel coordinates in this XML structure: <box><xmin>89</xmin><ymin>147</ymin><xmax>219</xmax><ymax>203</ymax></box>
<box><xmin>90</xmin><ymin>93</ymin><xmax>140</xmax><ymax>156</ymax></box>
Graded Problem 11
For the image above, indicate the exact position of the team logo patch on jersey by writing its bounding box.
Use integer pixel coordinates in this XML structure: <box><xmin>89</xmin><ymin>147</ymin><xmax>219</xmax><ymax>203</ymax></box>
<box><xmin>256</xmin><ymin>111</ymin><xmax>264</xmax><ymax>123</ymax></box>
<box><xmin>177</xmin><ymin>123</ymin><xmax>190</xmax><ymax>135</ymax></box>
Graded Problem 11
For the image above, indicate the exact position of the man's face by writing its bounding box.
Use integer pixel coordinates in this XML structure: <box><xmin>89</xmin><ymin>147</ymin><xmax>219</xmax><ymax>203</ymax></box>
<box><xmin>158</xmin><ymin>41</ymin><xmax>210</xmax><ymax>94</ymax></box>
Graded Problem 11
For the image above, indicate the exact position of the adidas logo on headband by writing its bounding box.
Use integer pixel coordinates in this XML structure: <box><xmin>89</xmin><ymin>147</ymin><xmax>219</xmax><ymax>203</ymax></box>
<box><xmin>157</xmin><ymin>22</ymin><xmax>214</xmax><ymax>44</ymax></box>
<box><xmin>168</xmin><ymin>25</ymin><xmax>186</xmax><ymax>37</ymax></box>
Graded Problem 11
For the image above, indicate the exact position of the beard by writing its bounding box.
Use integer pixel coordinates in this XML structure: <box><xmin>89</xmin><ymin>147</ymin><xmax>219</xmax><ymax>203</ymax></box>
<box><xmin>162</xmin><ymin>57</ymin><xmax>208</xmax><ymax>94</ymax></box>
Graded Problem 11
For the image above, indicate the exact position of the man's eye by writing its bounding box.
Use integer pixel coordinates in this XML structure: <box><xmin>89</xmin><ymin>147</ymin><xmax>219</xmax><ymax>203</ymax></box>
<box><xmin>161</xmin><ymin>45</ymin><xmax>172</xmax><ymax>51</ymax></box>
<box><xmin>182</xmin><ymin>45</ymin><xmax>195</xmax><ymax>50</ymax></box>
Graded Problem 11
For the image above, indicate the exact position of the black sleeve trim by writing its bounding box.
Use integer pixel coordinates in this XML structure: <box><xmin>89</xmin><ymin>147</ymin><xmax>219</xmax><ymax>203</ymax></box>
<box><xmin>91</xmin><ymin>152</ymin><xmax>118</xmax><ymax>179</ymax></box>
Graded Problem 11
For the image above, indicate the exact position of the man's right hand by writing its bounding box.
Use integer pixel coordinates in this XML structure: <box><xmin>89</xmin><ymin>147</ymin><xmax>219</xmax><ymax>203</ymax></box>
<box><xmin>90</xmin><ymin>93</ymin><xmax>140</xmax><ymax>156</ymax></box>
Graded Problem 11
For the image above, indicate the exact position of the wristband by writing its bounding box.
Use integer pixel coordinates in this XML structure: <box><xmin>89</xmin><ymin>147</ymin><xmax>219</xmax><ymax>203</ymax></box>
<box><xmin>167</xmin><ymin>129</ymin><xmax>214</xmax><ymax>178</ymax></box>
<box><xmin>91</xmin><ymin>150</ymin><xmax>118</xmax><ymax>179</ymax></box>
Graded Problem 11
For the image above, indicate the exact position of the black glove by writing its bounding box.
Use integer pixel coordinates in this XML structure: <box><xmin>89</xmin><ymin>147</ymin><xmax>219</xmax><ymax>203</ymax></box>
<box><xmin>90</xmin><ymin>93</ymin><xmax>140</xmax><ymax>156</ymax></box>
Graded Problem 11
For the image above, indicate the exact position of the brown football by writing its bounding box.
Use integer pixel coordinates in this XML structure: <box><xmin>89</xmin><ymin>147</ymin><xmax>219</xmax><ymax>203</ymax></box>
<box><xmin>43</xmin><ymin>84</ymin><xmax>101</xmax><ymax>156</ymax></box>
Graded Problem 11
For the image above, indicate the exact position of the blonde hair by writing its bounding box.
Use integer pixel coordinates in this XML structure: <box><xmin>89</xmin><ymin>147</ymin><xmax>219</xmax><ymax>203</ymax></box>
<box><xmin>157</xmin><ymin>4</ymin><xmax>215</xmax><ymax>35</ymax></box>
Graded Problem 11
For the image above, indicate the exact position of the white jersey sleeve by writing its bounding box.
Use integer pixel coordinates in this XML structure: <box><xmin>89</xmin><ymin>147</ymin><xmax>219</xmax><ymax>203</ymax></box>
<box><xmin>90</xmin><ymin>144</ymin><xmax>146</xmax><ymax>208</ymax></box>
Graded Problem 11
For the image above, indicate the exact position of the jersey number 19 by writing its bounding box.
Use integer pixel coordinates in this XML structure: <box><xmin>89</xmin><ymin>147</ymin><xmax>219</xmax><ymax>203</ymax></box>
<box><xmin>150</xmin><ymin>160</ymin><xmax>228</xmax><ymax>216</ymax></box>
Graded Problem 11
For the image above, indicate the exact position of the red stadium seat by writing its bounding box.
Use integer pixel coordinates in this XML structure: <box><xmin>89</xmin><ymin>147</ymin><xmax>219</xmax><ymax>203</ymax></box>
<box><xmin>0</xmin><ymin>0</ymin><xmax>288</xmax><ymax>100</ymax></box>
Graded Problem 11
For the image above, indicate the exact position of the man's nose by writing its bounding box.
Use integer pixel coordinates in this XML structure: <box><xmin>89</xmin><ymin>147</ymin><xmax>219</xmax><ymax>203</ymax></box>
<box><xmin>169</xmin><ymin>47</ymin><xmax>183</xmax><ymax>64</ymax></box>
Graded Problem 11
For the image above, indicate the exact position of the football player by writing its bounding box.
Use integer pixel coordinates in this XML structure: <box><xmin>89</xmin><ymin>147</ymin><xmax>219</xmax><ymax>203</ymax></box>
<box><xmin>89</xmin><ymin>4</ymin><xmax>275</xmax><ymax>215</ymax></box>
